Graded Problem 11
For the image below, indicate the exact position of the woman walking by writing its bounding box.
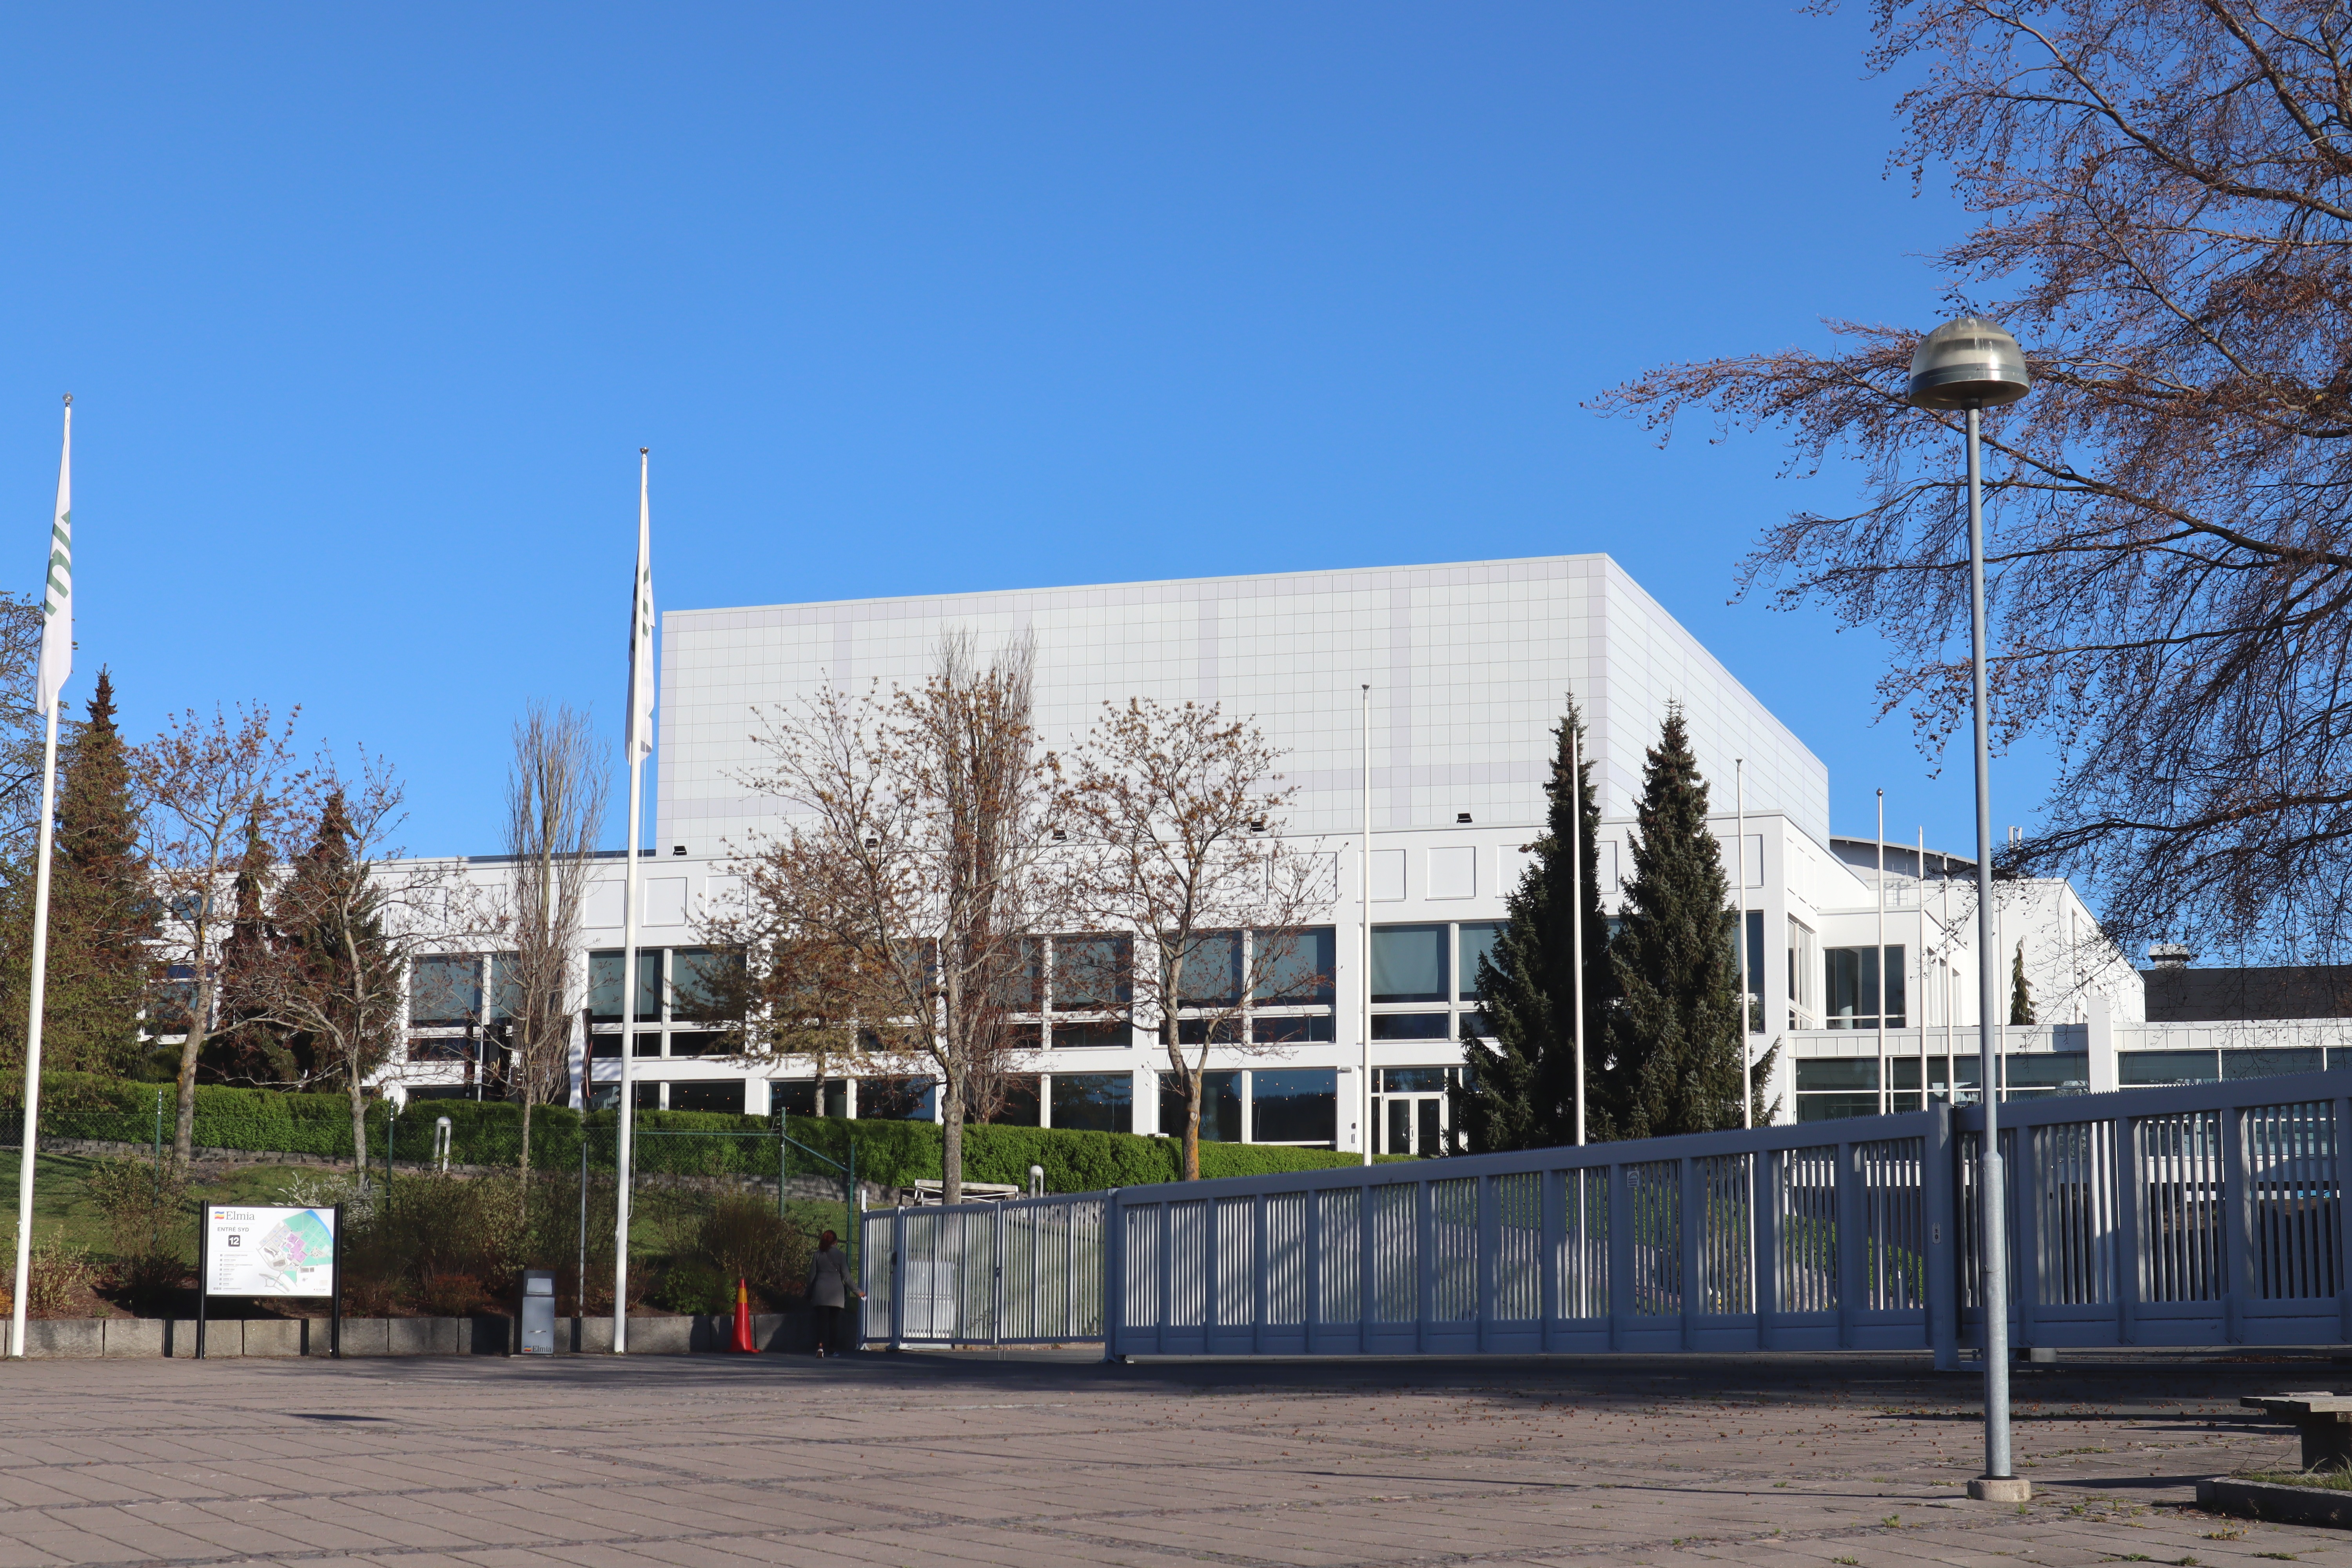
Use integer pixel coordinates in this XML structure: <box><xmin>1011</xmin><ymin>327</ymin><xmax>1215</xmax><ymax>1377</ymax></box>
<box><xmin>807</xmin><ymin>1230</ymin><xmax>864</xmax><ymax>1357</ymax></box>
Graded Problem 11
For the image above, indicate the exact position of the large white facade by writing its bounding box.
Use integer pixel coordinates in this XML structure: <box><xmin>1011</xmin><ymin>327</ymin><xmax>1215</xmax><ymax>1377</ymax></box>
<box><xmin>380</xmin><ymin>554</ymin><xmax>2171</xmax><ymax>1143</ymax></box>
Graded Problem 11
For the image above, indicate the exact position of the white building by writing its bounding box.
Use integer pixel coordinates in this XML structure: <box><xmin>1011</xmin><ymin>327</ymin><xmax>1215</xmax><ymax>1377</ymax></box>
<box><xmin>383</xmin><ymin>555</ymin><xmax>2186</xmax><ymax>1141</ymax></box>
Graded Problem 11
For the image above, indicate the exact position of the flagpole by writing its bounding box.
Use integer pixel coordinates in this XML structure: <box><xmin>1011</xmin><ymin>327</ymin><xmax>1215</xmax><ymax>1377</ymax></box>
<box><xmin>9</xmin><ymin>704</ymin><xmax>60</xmax><ymax>1358</ymax></box>
<box><xmin>613</xmin><ymin>447</ymin><xmax>652</xmax><ymax>1354</ymax></box>
<box><xmin>11</xmin><ymin>396</ymin><xmax>71</xmax><ymax>1360</ymax></box>
<box><xmin>1570</xmin><ymin>722</ymin><xmax>1585</xmax><ymax>1147</ymax></box>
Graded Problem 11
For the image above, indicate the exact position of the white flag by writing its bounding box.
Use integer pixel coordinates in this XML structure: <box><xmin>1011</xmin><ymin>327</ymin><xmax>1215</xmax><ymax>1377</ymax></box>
<box><xmin>626</xmin><ymin>448</ymin><xmax>655</xmax><ymax>762</ymax></box>
<box><xmin>36</xmin><ymin>399</ymin><xmax>71</xmax><ymax>717</ymax></box>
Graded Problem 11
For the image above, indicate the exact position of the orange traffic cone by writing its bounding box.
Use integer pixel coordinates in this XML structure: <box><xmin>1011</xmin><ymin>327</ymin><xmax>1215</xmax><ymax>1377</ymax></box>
<box><xmin>731</xmin><ymin>1277</ymin><xmax>757</xmax><ymax>1353</ymax></box>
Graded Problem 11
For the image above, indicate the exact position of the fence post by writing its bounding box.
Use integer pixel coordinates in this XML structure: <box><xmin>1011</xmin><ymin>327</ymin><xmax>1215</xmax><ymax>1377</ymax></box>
<box><xmin>2014</xmin><ymin>1122</ymin><xmax>2043</xmax><ymax>1352</ymax></box>
<box><xmin>1417</xmin><ymin>1178</ymin><xmax>1434</xmax><ymax>1354</ymax></box>
<box><xmin>993</xmin><ymin>1203</ymin><xmax>1005</xmax><ymax>1350</ymax></box>
<box><xmin>1539</xmin><ymin>1164</ymin><xmax>1564</xmax><ymax>1350</ymax></box>
<box><xmin>1753</xmin><ymin>1145</ymin><xmax>1779</xmax><ymax>1350</ymax></box>
<box><xmin>1305</xmin><ymin>1181</ymin><xmax>1324</xmax><ymax>1354</ymax></box>
<box><xmin>1678</xmin><ymin>1156</ymin><xmax>1700</xmax><ymax>1349</ymax></box>
<box><xmin>889</xmin><ymin>1207</ymin><xmax>906</xmax><ymax>1351</ymax></box>
<box><xmin>2112</xmin><ymin>1107</ymin><xmax>2142</xmax><ymax>1349</ymax></box>
<box><xmin>1476</xmin><ymin>1173</ymin><xmax>1499</xmax><ymax>1352</ymax></box>
<box><xmin>1834</xmin><ymin>1141</ymin><xmax>1863</xmax><ymax>1350</ymax></box>
<box><xmin>1927</xmin><ymin>1101</ymin><xmax>1960</xmax><ymax>1368</ymax></box>
<box><xmin>2335</xmin><ymin>1097</ymin><xmax>2352</xmax><ymax>1347</ymax></box>
<box><xmin>1102</xmin><ymin>1189</ymin><xmax>1124</xmax><ymax>1362</ymax></box>
<box><xmin>1252</xmin><ymin>1193</ymin><xmax>1268</xmax><ymax>1355</ymax></box>
<box><xmin>1606</xmin><ymin>1160</ymin><xmax>1632</xmax><ymax>1349</ymax></box>
<box><xmin>2223</xmin><ymin>1104</ymin><xmax>2253</xmax><ymax>1344</ymax></box>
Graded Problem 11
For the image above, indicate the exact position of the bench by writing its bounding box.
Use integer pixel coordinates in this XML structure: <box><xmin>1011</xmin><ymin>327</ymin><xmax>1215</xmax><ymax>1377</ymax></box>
<box><xmin>2242</xmin><ymin>1393</ymin><xmax>2352</xmax><ymax>1472</ymax></box>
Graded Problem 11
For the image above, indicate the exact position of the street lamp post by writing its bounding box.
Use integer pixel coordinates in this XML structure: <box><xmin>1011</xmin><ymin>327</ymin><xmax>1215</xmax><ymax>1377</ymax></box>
<box><xmin>1908</xmin><ymin>316</ymin><xmax>2033</xmax><ymax>1503</ymax></box>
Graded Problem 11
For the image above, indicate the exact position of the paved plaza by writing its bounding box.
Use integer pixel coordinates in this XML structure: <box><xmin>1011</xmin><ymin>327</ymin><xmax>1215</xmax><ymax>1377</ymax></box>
<box><xmin>0</xmin><ymin>1348</ymin><xmax>2344</xmax><ymax>1566</ymax></box>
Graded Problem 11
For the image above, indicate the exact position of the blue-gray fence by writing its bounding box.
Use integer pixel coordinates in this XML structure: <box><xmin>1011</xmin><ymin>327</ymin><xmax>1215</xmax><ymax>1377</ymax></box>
<box><xmin>860</xmin><ymin>1071</ymin><xmax>2352</xmax><ymax>1357</ymax></box>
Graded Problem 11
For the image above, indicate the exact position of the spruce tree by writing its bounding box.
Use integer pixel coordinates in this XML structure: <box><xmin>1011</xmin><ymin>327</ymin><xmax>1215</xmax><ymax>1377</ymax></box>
<box><xmin>2009</xmin><ymin>940</ymin><xmax>2036</xmax><ymax>1025</ymax></box>
<box><xmin>1598</xmin><ymin>704</ymin><xmax>1756</xmax><ymax>1138</ymax></box>
<box><xmin>206</xmin><ymin>811</ymin><xmax>291</xmax><ymax>1084</ymax></box>
<box><xmin>0</xmin><ymin>670</ymin><xmax>156</xmax><ymax>1078</ymax></box>
<box><xmin>1452</xmin><ymin>695</ymin><xmax>1615</xmax><ymax>1152</ymax></box>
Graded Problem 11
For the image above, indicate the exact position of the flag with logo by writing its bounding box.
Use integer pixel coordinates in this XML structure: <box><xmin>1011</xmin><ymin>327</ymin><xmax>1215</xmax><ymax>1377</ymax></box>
<box><xmin>626</xmin><ymin>449</ymin><xmax>655</xmax><ymax>762</ymax></box>
<box><xmin>36</xmin><ymin>401</ymin><xmax>70</xmax><ymax>717</ymax></box>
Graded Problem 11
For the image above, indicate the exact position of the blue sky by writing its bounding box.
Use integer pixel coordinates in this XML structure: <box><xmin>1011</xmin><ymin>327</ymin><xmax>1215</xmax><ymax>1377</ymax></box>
<box><xmin>0</xmin><ymin>4</ymin><xmax>2033</xmax><ymax>861</ymax></box>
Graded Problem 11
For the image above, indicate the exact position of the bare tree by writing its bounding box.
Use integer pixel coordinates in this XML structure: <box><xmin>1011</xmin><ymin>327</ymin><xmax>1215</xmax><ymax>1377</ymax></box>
<box><xmin>223</xmin><ymin>754</ymin><xmax>457</xmax><ymax>1187</ymax></box>
<box><xmin>722</xmin><ymin>632</ymin><xmax>1056</xmax><ymax>1203</ymax></box>
<box><xmin>137</xmin><ymin>705</ymin><xmax>303</xmax><ymax>1167</ymax></box>
<box><xmin>502</xmin><ymin>702</ymin><xmax>608</xmax><ymax>1198</ymax></box>
<box><xmin>1596</xmin><ymin>0</ymin><xmax>2352</xmax><ymax>964</ymax></box>
<box><xmin>1058</xmin><ymin>699</ymin><xmax>1330</xmax><ymax>1181</ymax></box>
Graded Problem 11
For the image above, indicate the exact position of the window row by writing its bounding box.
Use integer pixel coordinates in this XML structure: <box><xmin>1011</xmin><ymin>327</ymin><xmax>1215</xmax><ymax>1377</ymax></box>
<box><xmin>1792</xmin><ymin>1045</ymin><xmax>2352</xmax><ymax>1122</ymax></box>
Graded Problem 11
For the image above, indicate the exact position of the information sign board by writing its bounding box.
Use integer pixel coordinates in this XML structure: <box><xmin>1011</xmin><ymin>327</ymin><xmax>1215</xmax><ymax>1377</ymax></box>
<box><xmin>204</xmin><ymin>1205</ymin><xmax>339</xmax><ymax>1297</ymax></box>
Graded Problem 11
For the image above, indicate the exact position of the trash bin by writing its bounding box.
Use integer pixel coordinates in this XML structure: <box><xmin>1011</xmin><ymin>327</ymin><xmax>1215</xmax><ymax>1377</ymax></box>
<box><xmin>517</xmin><ymin>1270</ymin><xmax>556</xmax><ymax>1356</ymax></box>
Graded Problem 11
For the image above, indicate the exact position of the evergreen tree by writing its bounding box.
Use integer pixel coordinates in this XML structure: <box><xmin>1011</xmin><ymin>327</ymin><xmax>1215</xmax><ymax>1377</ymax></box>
<box><xmin>205</xmin><ymin>811</ymin><xmax>291</xmax><ymax>1084</ymax></box>
<box><xmin>1598</xmin><ymin>704</ymin><xmax>1765</xmax><ymax>1138</ymax></box>
<box><xmin>0</xmin><ymin>670</ymin><xmax>155</xmax><ymax>1077</ymax></box>
<box><xmin>2009</xmin><ymin>940</ymin><xmax>2036</xmax><ymax>1025</ymax></box>
<box><xmin>270</xmin><ymin>790</ymin><xmax>394</xmax><ymax>1094</ymax></box>
<box><xmin>1452</xmin><ymin>695</ymin><xmax>1615</xmax><ymax>1152</ymax></box>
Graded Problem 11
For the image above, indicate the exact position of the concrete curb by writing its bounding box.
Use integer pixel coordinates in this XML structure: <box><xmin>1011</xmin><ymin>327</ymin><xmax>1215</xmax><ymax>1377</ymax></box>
<box><xmin>2197</xmin><ymin>1476</ymin><xmax>2352</xmax><ymax>1527</ymax></box>
<box><xmin>16</xmin><ymin>1312</ymin><xmax>812</xmax><ymax>1358</ymax></box>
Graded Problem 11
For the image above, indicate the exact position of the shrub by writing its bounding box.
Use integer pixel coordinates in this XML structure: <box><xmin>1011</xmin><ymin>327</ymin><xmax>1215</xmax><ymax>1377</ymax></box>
<box><xmin>696</xmin><ymin>1192</ymin><xmax>812</xmax><ymax>1297</ymax></box>
<box><xmin>109</xmin><ymin>1253</ymin><xmax>186</xmax><ymax>1318</ymax></box>
<box><xmin>0</xmin><ymin>1231</ymin><xmax>99</xmax><ymax>1318</ymax></box>
<box><xmin>653</xmin><ymin>1259</ymin><xmax>731</xmax><ymax>1315</ymax></box>
<box><xmin>83</xmin><ymin>1155</ymin><xmax>192</xmax><ymax>1259</ymax></box>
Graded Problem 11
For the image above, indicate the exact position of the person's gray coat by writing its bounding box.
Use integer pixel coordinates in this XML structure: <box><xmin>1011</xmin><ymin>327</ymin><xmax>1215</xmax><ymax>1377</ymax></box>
<box><xmin>808</xmin><ymin>1246</ymin><xmax>857</xmax><ymax>1308</ymax></box>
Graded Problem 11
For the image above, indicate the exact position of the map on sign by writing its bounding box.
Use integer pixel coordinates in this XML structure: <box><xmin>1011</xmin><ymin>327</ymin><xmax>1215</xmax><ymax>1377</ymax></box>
<box><xmin>205</xmin><ymin>1205</ymin><xmax>337</xmax><ymax>1298</ymax></box>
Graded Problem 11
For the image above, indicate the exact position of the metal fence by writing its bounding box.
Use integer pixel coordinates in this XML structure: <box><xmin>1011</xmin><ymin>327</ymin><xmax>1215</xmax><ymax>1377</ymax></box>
<box><xmin>860</xmin><ymin>1070</ymin><xmax>2352</xmax><ymax>1359</ymax></box>
<box><xmin>861</xmin><ymin>1195</ymin><xmax>1106</xmax><ymax>1347</ymax></box>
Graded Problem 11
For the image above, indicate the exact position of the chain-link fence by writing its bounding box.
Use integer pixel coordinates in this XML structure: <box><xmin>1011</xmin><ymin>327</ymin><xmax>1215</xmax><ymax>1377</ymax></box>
<box><xmin>0</xmin><ymin>1095</ymin><xmax>860</xmax><ymax>1323</ymax></box>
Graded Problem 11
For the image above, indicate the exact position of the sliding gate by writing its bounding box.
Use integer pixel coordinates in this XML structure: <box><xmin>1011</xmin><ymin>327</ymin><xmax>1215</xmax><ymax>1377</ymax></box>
<box><xmin>862</xmin><ymin>1070</ymin><xmax>2352</xmax><ymax>1358</ymax></box>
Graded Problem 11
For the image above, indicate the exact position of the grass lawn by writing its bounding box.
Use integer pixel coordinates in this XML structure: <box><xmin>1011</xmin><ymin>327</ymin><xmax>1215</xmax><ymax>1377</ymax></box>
<box><xmin>0</xmin><ymin>1151</ymin><xmax>359</xmax><ymax>1262</ymax></box>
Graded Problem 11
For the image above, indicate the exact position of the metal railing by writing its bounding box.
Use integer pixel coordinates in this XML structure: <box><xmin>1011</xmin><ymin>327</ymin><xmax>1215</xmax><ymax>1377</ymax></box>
<box><xmin>861</xmin><ymin>1194</ymin><xmax>1106</xmax><ymax>1348</ymax></box>
<box><xmin>860</xmin><ymin>1071</ymin><xmax>2352</xmax><ymax>1358</ymax></box>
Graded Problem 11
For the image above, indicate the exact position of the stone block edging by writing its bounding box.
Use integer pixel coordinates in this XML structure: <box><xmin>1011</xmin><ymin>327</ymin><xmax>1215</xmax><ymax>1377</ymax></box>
<box><xmin>2197</xmin><ymin>1475</ymin><xmax>2352</xmax><ymax>1527</ymax></box>
<box><xmin>16</xmin><ymin>1312</ymin><xmax>810</xmax><ymax>1359</ymax></box>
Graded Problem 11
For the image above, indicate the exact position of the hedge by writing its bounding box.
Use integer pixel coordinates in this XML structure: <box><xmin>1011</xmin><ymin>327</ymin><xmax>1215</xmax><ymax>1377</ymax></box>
<box><xmin>2</xmin><ymin>1073</ymin><xmax>1411</xmax><ymax>1193</ymax></box>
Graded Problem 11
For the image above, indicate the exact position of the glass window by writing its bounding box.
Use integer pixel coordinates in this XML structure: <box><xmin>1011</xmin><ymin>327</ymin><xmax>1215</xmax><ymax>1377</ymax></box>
<box><xmin>667</xmin><ymin>1031</ymin><xmax>725</xmax><ymax>1058</ymax></box>
<box><xmin>1371</xmin><ymin>924</ymin><xmax>1448</xmax><ymax>1003</ymax></box>
<box><xmin>772</xmin><ymin>1078</ymin><xmax>821</xmax><ymax>1117</ymax></box>
<box><xmin>148</xmin><ymin>980</ymin><xmax>196</xmax><ymax>1033</ymax></box>
<box><xmin>992</xmin><ymin>938</ymin><xmax>1044</xmax><ymax>1011</ymax></box>
<box><xmin>2003</xmin><ymin>1053</ymin><xmax>2087</xmax><ymax>1097</ymax></box>
<box><xmin>2120</xmin><ymin>1050</ymin><xmax>2220</xmax><ymax>1086</ymax></box>
<box><xmin>1053</xmin><ymin>1018</ymin><xmax>1131</xmax><ymax>1049</ymax></box>
<box><xmin>1053</xmin><ymin>935</ymin><xmax>1132</xmax><ymax>1010</ymax></box>
<box><xmin>1255</xmin><ymin>927</ymin><xmax>1336</xmax><ymax>1005</ymax></box>
<box><xmin>410</xmin><ymin>954</ymin><xmax>481</xmax><ymax>1028</ymax></box>
<box><xmin>408</xmin><ymin>1036</ymin><xmax>470</xmax><ymax>1062</ymax></box>
<box><xmin>1251</xmin><ymin>1013</ymin><xmax>1335</xmax><ymax>1044</ymax></box>
<box><xmin>1177</xmin><ymin>931</ymin><xmax>1241</xmax><ymax>1007</ymax></box>
<box><xmin>1379</xmin><ymin>1066</ymin><xmax>1452</xmax><ymax>1094</ymax></box>
<box><xmin>1457</xmin><ymin>922</ymin><xmax>1503</xmax><ymax>1002</ymax></box>
<box><xmin>670</xmin><ymin>948</ymin><xmax>742</xmax><ymax>1024</ymax></box>
<box><xmin>858</xmin><ymin>1076</ymin><xmax>938</xmax><ymax>1120</ymax></box>
<box><xmin>633</xmin><ymin>1032</ymin><xmax>662</xmax><ymax>1056</ymax></box>
<box><xmin>1050</xmin><ymin>1072</ymin><xmax>1132</xmax><ymax>1133</ymax></box>
<box><xmin>1787</xmin><ymin>917</ymin><xmax>1818</xmax><ymax>1029</ymax></box>
<box><xmin>1159</xmin><ymin>1070</ymin><xmax>1242</xmax><ymax>1142</ymax></box>
<box><xmin>975</xmin><ymin>1073</ymin><xmax>1042</xmax><ymax>1125</ymax></box>
<box><xmin>1251</xmin><ymin>1069</ymin><xmax>1337</xmax><ymax>1145</ymax></box>
<box><xmin>1372</xmin><ymin>1011</ymin><xmax>1453</xmax><ymax>1040</ymax></box>
<box><xmin>2223</xmin><ymin>1048</ymin><xmax>2326</xmax><ymax>1080</ymax></box>
<box><xmin>1177</xmin><ymin>1016</ymin><xmax>1243</xmax><ymax>1045</ymax></box>
<box><xmin>1822</xmin><ymin>946</ymin><xmax>1907</xmax><ymax>1028</ymax></box>
<box><xmin>488</xmin><ymin>953</ymin><xmax>523</xmax><ymax>1022</ymax></box>
<box><xmin>1795</xmin><ymin>1056</ymin><xmax>1879</xmax><ymax>1122</ymax></box>
<box><xmin>589</xmin><ymin>950</ymin><xmax>662</xmax><ymax>1024</ymax></box>
<box><xmin>669</xmin><ymin>1081</ymin><xmax>745</xmax><ymax>1115</ymax></box>
<box><xmin>589</xmin><ymin>1032</ymin><xmax>622</xmax><ymax>1060</ymax></box>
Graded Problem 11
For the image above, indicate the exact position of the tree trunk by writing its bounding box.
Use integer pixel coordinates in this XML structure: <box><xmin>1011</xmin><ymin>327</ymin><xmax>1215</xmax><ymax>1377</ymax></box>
<box><xmin>941</xmin><ymin>1065</ymin><xmax>964</xmax><ymax>1205</ymax></box>
<box><xmin>519</xmin><ymin>1047</ymin><xmax>534</xmax><ymax>1222</ymax></box>
<box><xmin>347</xmin><ymin>1067</ymin><xmax>370</xmax><ymax>1194</ymax></box>
<box><xmin>173</xmin><ymin>946</ymin><xmax>212</xmax><ymax>1170</ymax></box>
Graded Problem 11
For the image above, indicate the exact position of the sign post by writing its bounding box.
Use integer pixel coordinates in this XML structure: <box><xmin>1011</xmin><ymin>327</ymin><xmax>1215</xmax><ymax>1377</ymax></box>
<box><xmin>196</xmin><ymin>1203</ymin><xmax>342</xmax><ymax>1360</ymax></box>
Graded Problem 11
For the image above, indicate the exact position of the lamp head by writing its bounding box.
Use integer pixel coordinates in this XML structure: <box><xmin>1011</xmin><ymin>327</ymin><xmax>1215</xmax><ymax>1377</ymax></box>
<box><xmin>1907</xmin><ymin>316</ymin><xmax>2031</xmax><ymax>410</ymax></box>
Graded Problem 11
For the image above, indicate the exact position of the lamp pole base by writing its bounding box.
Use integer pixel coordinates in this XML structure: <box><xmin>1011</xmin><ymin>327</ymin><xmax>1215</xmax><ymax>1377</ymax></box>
<box><xmin>1968</xmin><ymin>1476</ymin><xmax>2032</xmax><ymax>1503</ymax></box>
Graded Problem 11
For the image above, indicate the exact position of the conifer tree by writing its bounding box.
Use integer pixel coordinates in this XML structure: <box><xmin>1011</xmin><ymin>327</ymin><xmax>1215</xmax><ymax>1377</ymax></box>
<box><xmin>205</xmin><ymin>811</ymin><xmax>293</xmax><ymax>1084</ymax></box>
<box><xmin>2008</xmin><ymin>940</ymin><xmax>2035</xmax><ymax>1025</ymax></box>
<box><xmin>1599</xmin><ymin>704</ymin><xmax>1765</xmax><ymax>1138</ymax></box>
<box><xmin>0</xmin><ymin>670</ymin><xmax>155</xmax><ymax>1077</ymax></box>
<box><xmin>1452</xmin><ymin>696</ymin><xmax>1614</xmax><ymax>1152</ymax></box>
